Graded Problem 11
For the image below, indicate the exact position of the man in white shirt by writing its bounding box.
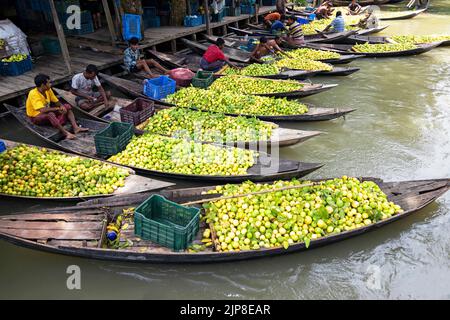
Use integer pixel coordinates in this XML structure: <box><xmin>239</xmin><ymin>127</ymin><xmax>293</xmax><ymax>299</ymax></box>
<box><xmin>70</xmin><ymin>64</ymin><xmax>111</xmax><ymax>111</ymax></box>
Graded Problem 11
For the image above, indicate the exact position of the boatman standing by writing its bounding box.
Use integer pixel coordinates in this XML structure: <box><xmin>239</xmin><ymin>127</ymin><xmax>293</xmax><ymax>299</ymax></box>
<box><xmin>26</xmin><ymin>74</ymin><xmax>88</xmax><ymax>140</ymax></box>
<box><xmin>70</xmin><ymin>64</ymin><xmax>111</xmax><ymax>112</ymax></box>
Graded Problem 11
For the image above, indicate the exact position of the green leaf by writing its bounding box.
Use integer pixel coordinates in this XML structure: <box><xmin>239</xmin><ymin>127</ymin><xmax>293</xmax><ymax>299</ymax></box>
<box><xmin>304</xmin><ymin>237</ymin><xmax>311</xmax><ymax>249</ymax></box>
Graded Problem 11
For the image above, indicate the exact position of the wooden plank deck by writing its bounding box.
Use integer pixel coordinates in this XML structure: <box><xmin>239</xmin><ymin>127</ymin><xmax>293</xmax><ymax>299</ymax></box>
<box><xmin>0</xmin><ymin>6</ymin><xmax>275</xmax><ymax>102</ymax></box>
<box><xmin>0</xmin><ymin>47</ymin><xmax>122</xmax><ymax>103</ymax></box>
<box><xmin>75</xmin><ymin>6</ymin><xmax>276</xmax><ymax>48</ymax></box>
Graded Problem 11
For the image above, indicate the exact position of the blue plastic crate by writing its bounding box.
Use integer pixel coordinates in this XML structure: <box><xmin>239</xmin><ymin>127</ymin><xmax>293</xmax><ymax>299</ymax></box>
<box><xmin>123</xmin><ymin>14</ymin><xmax>142</xmax><ymax>41</ymax></box>
<box><xmin>297</xmin><ymin>17</ymin><xmax>310</xmax><ymax>25</ymax></box>
<box><xmin>184</xmin><ymin>15</ymin><xmax>202</xmax><ymax>27</ymax></box>
<box><xmin>308</xmin><ymin>13</ymin><xmax>316</xmax><ymax>21</ymax></box>
<box><xmin>0</xmin><ymin>140</ymin><xmax>5</xmax><ymax>153</ymax></box>
<box><xmin>143</xmin><ymin>6</ymin><xmax>157</xmax><ymax>17</ymax></box>
<box><xmin>143</xmin><ymin>76</ymin><xmax>176</xmax><ymax>100</ymax></box>
<box><xmin>144</xmin><ymin>16</ymin><xmax>160</xmax><ymax>29</ymax></box>
<box><xmin>0</xmin><ymin>56</ymin><xmax>33</xmax><ymax>76</ymax></box>
<box><xmin>262</xmin><ymin>0</ymin><xmax>276</xmax><ymax>5</ymax></box>
<box><xmin>241</xmin><ymin>5</ymin><xmax>255</xmax><ymax>15</ymax></box>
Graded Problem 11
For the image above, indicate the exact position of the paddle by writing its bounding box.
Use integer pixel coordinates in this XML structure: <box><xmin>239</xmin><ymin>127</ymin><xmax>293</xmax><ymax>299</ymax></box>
<box><xmin>181</xmin><ymin>182</ymin><xmax>320</xmax><ymax>206</ymax></box>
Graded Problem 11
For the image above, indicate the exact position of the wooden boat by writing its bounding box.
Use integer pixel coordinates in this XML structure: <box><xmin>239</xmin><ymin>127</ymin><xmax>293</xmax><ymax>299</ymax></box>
<box><xmin>4</xmin><ymin>104</ymin><xmax>323</xmax><ymax>182</ymax></box>
<box><xmin>305</xmin><ymin>42</ymin><xmax>440</xmax><ymax>57</ymax></box>
<box><xmin>22</xmin><ymin>89</ymin><xmax>323</xmax><ymax>149</ymax></box>
<box><xmin>1</xmin><ymin>178</ymin><xmax>448</xmax><ymax>263</ymax></box>
<box><xmin>338</xmin><ymin>35</ymin><xmax>389</xmax><ymax>45</ymax></box>
<box><xmin>53</xmin><ymin>88</ymin><xmax>133</xmax><ymax>123</ymax></box>
<box><xmin>379</xmin><ymin>8</ymin><xmax>427</xmax><ymax>21</ymax></box>
<box><xmin>97</xmin><ymin>73</ymin><xmax>355</xmax><ymax>122</ymax></box>
<box><xmin>100</xmin><ymin>71</ymin><xmax>337</xmax><ymax>102</ymax></box>
<box><xmin>0</xmin><ymin>139</ymin><xmax>174</xmax><ymax>201</ymax></box>
<box><xmin>332</xmin><ymin>0</ymin><xmax>390</xmax><ymax>6</ymax></box>
<box><xmin>203</xmin><ymin>34</ymin><xmax>363</xmax><ymax>65</ymax></box>
<box><xmin>180</xmin><ymin>39</ymin><xmax>360</xmax><ymax>78</ymax></box>
<box><xmin>227</xmin><ymin>26</ymin><xmax>359</xmax><ymax>44</ymax></box>
<box><xmin>357</xmin><ymin>26</ymin><xmax>389</xmax><ymax>36</ymax></box>
<box><xmin>181</xmin><ymin>38</ymin><xmax>252</xmax><ymax>64</ymax></box>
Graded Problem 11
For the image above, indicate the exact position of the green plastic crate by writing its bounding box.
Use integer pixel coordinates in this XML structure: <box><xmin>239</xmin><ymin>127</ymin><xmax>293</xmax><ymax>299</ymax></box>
<box><xmin>134</xmin><ymin>195</ymin><xmax>200</xmax><ymax>251</ymax></box>
<box><xmin>192</xmin><ymin>70</ymin><xmax>214</xmax><ymax>88</ymax></box>
<box><xmin>94</xmin><ymin>122</ymin><xmax>133</xmax><ymax>157</ymax></box>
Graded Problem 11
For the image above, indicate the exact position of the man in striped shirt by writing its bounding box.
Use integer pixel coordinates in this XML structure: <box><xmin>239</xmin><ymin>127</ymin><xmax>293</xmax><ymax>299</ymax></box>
<box><xmin>283</xmin><ymin>16</ymin><xmax>305</xmax><ymax>46</ymax></box>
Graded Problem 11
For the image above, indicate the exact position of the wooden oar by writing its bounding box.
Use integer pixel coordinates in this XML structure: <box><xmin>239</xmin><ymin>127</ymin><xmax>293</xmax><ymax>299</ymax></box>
<box><xmin>181</xmin><ymin>182</ymin><xmax>320</xmax><ymax>206</ymax></box>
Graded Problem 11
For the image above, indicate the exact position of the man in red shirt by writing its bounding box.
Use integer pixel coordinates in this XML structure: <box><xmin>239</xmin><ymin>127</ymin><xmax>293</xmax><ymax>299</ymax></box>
<box><xmin>200</xmin><ymin>38</ymin><xmax>234</xmax><ymax>72</ymax></box>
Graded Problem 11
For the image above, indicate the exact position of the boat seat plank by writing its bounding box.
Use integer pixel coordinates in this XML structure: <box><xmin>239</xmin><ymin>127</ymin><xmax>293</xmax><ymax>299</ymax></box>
<box><xmin>0</xmin><ymin>213</ymin><xmax>104</xmax><ymax>222</ymax></box>
<box><xmin>48</xmin><ymin>240</ymin><xmax>99</xmax><ymax>248</ymax></box>
<box><xmin>0</xmin><ymin>228</ymin><xmax>100</xmax><ymax>240</ymax></box>
<box><xmin>0</xmin><ymin>221</ymin><xmax>103</xmax><ymax>231</ymax></box>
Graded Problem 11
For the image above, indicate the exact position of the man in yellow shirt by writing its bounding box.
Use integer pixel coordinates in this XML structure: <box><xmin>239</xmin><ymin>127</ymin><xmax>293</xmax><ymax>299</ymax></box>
<box><xmin>26</xmin><ymin>74</ymin><xmax>88</xmax><ymax>140</ymax></box>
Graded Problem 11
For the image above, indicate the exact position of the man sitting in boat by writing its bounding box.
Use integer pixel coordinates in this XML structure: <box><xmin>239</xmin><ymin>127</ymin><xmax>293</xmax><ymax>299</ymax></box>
<box><xmin>250</xmin><ymin>36</ymin><xmax>287</xmax><ymax>63</ymax></box>
<box><xmin>315</xmin><ymin>1</ymin><xmax>333</xmax><ymax>20</ymax></box>
<box><xmin>263</xmin><ymin>12</ymin><xmax>284</xmax><ymax>29</ymax></box>
<box><xmin>70</xmin><ymin>64</ymin><xmax>111</xmax><ymax>112</ymax></box>
<box><xmin>284</xmin><ymin>16</ymin><xmax>305</xmax><ymax>46</ymax></box>
<box><xmin>270</xmin><ymin>19</ymin><xmax>287</xmax><ymax>35</ymax></box>
<box><xmin>356</xmin><ymin>7</ymin><xmax>379</xmax><ymax>29</ymax></box>
<box><xmin>200</xmin><ymin>38</ymin><xmax>237</xmax><ymax>72</ymax></box>
<box><xmin>123</xmin><ymin>37</ymin><xmax>169</xmax><ymax>78</ymax></box>
<box><xmin>347</xmin><ymin>0</ymin><xmax>362</xmax><ymax>15</ymax></box>
<box><xmin>321</xmin><ymin>11</ymin><xmax>346</xmax><ymax>33</ymax></box>
<box><xmin>26</xmin><ymin>74</ymin><xmax>88</xmax><ymax>140</ymax></box>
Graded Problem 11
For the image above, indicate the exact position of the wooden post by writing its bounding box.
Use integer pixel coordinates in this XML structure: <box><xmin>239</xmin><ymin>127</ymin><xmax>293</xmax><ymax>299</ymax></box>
<box><xmin>204</xmin><ymin>0</ymin><xmax>211</xmax><ymax>35</ymax></box>
<box><xmin>101</xmin><ymin>0</ymin><xmax>117</xmax><ymax>46</ymax></box>
<box><xmin>187</xmin><ymin>0</ymin><xmax>192</xmax><ymax>15</ymax></box>
<box><xmin>49</xmin><ymin>0</ymin><xmax>72</xmax><ymax>74</ymax></box>
<box><xmin>171</xmin><ymin>40</ymin><xmax>177</xmax><ymax>54</ymax></box>
<box><xmin>112</xmin><ymin>0</ymin><xmax>122</xmax><ymax>36</ymax></box>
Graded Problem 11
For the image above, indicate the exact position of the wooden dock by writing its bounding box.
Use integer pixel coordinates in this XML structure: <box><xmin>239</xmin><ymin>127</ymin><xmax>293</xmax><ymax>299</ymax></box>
<box><xmin>0</xmin><ymin>6</ymin><xmax>275</xmax><ymax>103</ymax></box>
<box><xmin>0</xmin><ymin>47</ymin><xmax>121</xmax><ymax>103</ymax></box>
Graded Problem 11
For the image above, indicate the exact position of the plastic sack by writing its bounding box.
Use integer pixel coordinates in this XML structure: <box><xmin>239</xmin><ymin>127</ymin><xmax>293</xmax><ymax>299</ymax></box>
<box><xmin>168</xmin><ymin>68</ymin><xmax>195</xmax><ymax>87</ymax></box>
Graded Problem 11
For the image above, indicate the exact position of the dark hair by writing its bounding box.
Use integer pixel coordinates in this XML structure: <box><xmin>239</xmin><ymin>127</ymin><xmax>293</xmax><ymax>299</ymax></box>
<box><xmin>216</xmin><ymin>38</ymin><xmax>225</xmax><ymax>46</ymax></box>
<box><xmin>260</xmin><ymin>36</ymin><xmax>268</xmax><ymax>44</ymax></box>
<box><xmin>336</xmin><ymin>11</ymin><xmax>342</xmax><ymax>16</ymax></box>
<box><xmin>86</xmin><ymin>64</ymin><xmax>98</xmax><ymax>75</ymax></box>
<box><xmin>274</xmin><ymin>36</ymin><xmax>281</xmax><ymax>41</ymax></box>
<box><xmin>129</xmin><ymin>37</ymin><xmax>139</xmax><ymax>45</ymax></box>
<box><xmin>34</xmin><ymin>74</ymin><xmax>50</xmax><ymax>87</ymax></box>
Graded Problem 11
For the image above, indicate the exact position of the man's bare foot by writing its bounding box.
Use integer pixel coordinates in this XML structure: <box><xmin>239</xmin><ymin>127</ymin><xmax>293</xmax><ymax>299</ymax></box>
<box><xmin>74</xmin><ymin>127</ymin><xmax>89</xmax><ymax>134</ymax></box>
<box><xmin>65</xmin><ymin>132</ymin><xmax>76</xmax><ymax>140</ymax></box>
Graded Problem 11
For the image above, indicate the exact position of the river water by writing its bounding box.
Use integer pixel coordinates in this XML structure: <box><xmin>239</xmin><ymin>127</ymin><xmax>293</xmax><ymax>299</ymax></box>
<box><xmin>0</xmin><ymin>2</ymin><xmax>449</xmax><ymax>299</ymax></box>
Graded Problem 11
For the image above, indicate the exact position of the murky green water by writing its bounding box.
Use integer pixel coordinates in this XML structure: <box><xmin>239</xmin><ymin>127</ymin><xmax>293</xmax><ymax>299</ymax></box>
<box><xmin>1</xmin><ymin>3</ymin><xmax>449</xmax><ymax>299</ymax></box>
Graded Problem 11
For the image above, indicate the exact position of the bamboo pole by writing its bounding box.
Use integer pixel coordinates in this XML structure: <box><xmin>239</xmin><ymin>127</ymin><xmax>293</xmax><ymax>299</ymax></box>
<box><xmin>101</xmin><ymin>0</ymin><xmax>117</xmax><ymax>46</ymax></box>
<box><xmin>49</xmin><ymin>0</ymin><xmax>72</xmax><ymax>74</ymax></box>
<box><xmin>204</xmin><ymin>0</ymin><xmax>211</xmax><ymax>35</ymax></box>
<box><xmin>181</xmin><ymin>182</ymin><xmax>317</xmax><ymax>206</ymax></box>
